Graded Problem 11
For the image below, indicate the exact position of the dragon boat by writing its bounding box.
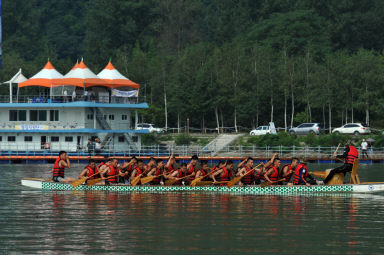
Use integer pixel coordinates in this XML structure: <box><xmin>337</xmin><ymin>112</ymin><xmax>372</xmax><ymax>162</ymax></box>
<box><xmin>20</xmin><ymin>178</ymin><xmax>384</xmax><ymax>195</ymax></box>
<box><xmin>21</xmin><ymin>159</ymin><xmax>384</xmax><ymax>195</ymax></box>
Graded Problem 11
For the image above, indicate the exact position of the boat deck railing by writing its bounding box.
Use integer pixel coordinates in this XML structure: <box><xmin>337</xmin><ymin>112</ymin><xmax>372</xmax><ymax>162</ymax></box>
<box><xmin>0</xmin><ymin>145</ymin><xmax>382</xmax><ymax>159</ymax></box>
<box><xmin>0</xmin><ymin>95</ymin><xmax>146</xmax><ymax>104</ymax></box>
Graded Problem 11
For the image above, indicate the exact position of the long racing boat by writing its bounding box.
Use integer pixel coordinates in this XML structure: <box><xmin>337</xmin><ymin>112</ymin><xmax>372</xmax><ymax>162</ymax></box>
<box><xmin>21</xmin><ymin>178</ymin><xmax>384</xmax><ymax>195</ymax></box>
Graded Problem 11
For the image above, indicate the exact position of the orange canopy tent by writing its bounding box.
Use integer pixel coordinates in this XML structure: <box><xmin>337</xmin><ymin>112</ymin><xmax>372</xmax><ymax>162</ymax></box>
<box><xmin>52</xmin><ymin>60</ymin><xmax>108</xmax><ymax>87</ymax></box>
<box><xmin>18</xmin><ymin>61</ymin><xmax>64</xmax><ymax>88</ymax></box>
<box><xmin>97</xmin><ymin>61</ymin><xmax>139</xmax><ymax>89</ymax></box>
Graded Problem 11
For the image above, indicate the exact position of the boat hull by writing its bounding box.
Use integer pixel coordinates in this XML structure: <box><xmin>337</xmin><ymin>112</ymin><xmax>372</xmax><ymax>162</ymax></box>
<box><xmin>21</xmin><ymin>179</ymin><xmax>384</xmax><ymax>194</ymax></box>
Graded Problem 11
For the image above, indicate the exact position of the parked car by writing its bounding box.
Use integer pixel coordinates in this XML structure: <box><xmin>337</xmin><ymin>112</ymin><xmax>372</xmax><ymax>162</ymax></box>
<box><xmin>332</xmin><ymin>123</ymin><xmax>370</xmax><ymax>135</ymax></box>
<box><xmin>136</xmin><ymin>123</ymin><xmax>164</xmax><ymax>133</ymax></box>
<box><xmin>289</xmin><ymin>123</ymin><xmax>322</xmax><ymax>135</ymax></box>
<box><xmin>250</xmin><ymin>126</ymin><xmax>272</xmax><ymax>136</ymax></box>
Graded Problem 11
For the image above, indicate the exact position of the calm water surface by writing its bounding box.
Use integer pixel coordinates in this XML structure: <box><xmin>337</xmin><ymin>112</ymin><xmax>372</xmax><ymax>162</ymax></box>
<box><xmin>1</xmin><ymin>163</ymin><xmax>384</xmax><ymax>254</ymax></box>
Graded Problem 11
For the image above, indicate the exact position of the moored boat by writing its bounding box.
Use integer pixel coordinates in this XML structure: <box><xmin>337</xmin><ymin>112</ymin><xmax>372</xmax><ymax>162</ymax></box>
<box><xmin>21</xmin><ymin>178</ymin><xmax>384</xmax><ymax>194</ymax></box>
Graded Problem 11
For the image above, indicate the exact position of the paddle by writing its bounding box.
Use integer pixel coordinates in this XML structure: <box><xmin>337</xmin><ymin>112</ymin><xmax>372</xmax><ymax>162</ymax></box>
<box><xmin>333</xmin><ymin>143</ymin><xmax>341</xmax><ymax>157</ymax></box>
<box><xmin>194</xmin><ymin>181</ymin><xmax>229</xmax><ymax>186</ymax></box>
<box><xmin>165</xmin><ymin>174</ymin><xmax>194</xmax><ymax>186</ymax></box>
<box><xmin>260</xmin><ymin>178</ymin><xmax>286</xmax><ymax>188</ymax></box>
<box><xmin>140</xmin><ymin>173</ymin><xmax>166</xmax><ymax>185</ymax></box>
<box><xmin>227</xmin><ymin>163</ymin><xmax>262</xmax><ymax>188</ymax></box>
<box><xmin>86</xmin><ymin>174</ymin><xmax>121</xmax><ymax>186</ymax></box>
<box><xmin>190</xmin><ymin>173</ymin><xmax>211</xmax><ymax>187</ymax></box>
<box><xmin>131</xmin><ymin>173</ymin><xmax>143</xmax><ymax>186</ymax></box>
<box><xmin>72</xmin><ymin>172</ymin><xmax>100</xmax><ymax>188</ymax></box>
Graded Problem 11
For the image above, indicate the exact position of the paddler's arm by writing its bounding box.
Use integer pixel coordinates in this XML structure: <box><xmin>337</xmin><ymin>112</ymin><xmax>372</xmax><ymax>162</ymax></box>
<box><xmin>237</xmin><ymin>158</ymin><xmax>247</xmax><ymax>168</ymax></box>
<box><xmin>211</xmin><ymin>169</ymin><xmax>223</xmax><ymax>183</ymax></box>
<box><xmin>60</xmin><ymin>155</ymin><xmax>71</xmax><ymax>169</ymax></box>
<box><xmin>165</xmin><ymin>155</ymin><xmax>173</xmax><ymax>169</ymax></box>
<box><xmin>130</xmin><ymin>169</ymin><xmax>138</xmax><ymax>179</ymax></box>
<box><xmin>79</xmin><ymin>168</ymin><xmax>88</xmax><ymax>179</ymax></box>
<box><xmin>236</xmin><ymin>167</ymin><xmax>246</xmax><ymax>176</ymax></box>
<box><xmin>168</xmin><ymin>171</ymin><xmax>179</xmax><ymax>180</ymax></box>
<box><xmin>334</xmin><ymin>146</ymin><xmax>349</xmax><ymax>159</ymax></box>
<box><xmin>147</xmin><ymin>167</ymin><xmax>156</xmax><ymax>176</ymax></box>
<box><xmin>299</xmin><ymin>170</ymin><xmax>311</xmax><ymax>187</ymax></box>
<box><xmin>263</xmin><ymin>168</ymin><xmax>275</xmax><ymax>183</ymax></box>
<box><xmin>263</xmin><ymin>153</ymin><xmax>278</xmax><ymax>169</ymax></box>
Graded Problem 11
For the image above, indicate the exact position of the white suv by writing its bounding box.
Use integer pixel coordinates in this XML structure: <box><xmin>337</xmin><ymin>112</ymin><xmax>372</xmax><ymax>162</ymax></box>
<box><xmin>332</xmin><ymin>123</ymin><xmax>370</xmax><ymax>135</ymax></box>
<box><xmin>250</xmin><ymin>126</ymin><xmax>272</xmax><ymax>136</ymax></box>
<box><xmin>136</xmin><ymin>123</ymin><xmax>164</xmax><ymax>133</ymax></box>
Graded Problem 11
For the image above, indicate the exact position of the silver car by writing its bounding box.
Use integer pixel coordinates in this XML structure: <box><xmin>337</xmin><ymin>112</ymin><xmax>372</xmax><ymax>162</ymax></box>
<box><xmin>289</xmin><ymin>123</ymin><xmax>322</xmax><ymax>135</ymax></box>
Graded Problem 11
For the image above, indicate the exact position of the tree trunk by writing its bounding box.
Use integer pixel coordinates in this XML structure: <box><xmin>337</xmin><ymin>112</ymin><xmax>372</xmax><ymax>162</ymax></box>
<box><xmin>177</xmin><ymin>113</ymin><xmax>180</xmax><ymax>133</ymax></box>
<box><xmin>269</xmin><ymin>62</ymin><xmax>274</xmax><ymax>122</ymax></box>
<box><xmin>284</xmin><ymin>92</ymin><xmax>287</xmax><ymax>132</ymax></box>
<box><xmin>365</xmin><ymin>83</ymin><xmax>369</xmax><ymax>125</ymax></box>
<box><xmin>215</xmin><ymin>107</ymin><xmax>220</xmax><ymax>134</ymax></box>
<box><xmin>328</xmin><ymin>103</ymin><xmax>332</xmax><ymax>134</ymax></box>
<box><xmin>290</xmin><ymin>61</ymin><xmax>295</xmax><ymax>128</ymax></box>
<box><xmin>234</xmin><ymin>108</ymin><xmax>238</xmax><ymax>133</ymax></box>
<box><xmin>322</xmin><ymin>104</ymin><xmax>326</xmax><ymax>129</ymax></box>
<box><xmin>220</xmin><ymin>109</ymin><xmax>224</xmax><ymax>133</ymax></box>
<box><xmin>164</xmin><ymin>86</ymin><xmax>168</xmax><ymax>130</ymax></box>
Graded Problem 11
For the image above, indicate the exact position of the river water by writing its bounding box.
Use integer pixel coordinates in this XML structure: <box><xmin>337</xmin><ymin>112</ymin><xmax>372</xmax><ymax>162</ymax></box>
<box><xmin>1</xmin><ymin>163</ymin><xmax>384</xmax><ymax>254</ymax></box>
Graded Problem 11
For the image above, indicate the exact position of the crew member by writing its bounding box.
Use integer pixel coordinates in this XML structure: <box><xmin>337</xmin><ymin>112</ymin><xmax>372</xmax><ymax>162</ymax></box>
<box><xmin>186</xmin><ymin>155</ymin><xmax>199</xmax><ymax>183</ymax></box>
<box><xmin>166</xmin><ymin>163</ymin><xmax>188</xmax><ymax>185</ymax></box>
<box><xmin>255</xmin><ymin>153</ymin><xmax>278</xmax><ymax>184</ymax></box>
<box><xmin>264</xmin><ymin>158</ymin><xmax>281</xmax><ymax>185</ymax></box>
<box><xmin>52</xmin><ymin>151</ymin><xmax>75</xmax><ymax>183</ymax></box>
<box><xmin>147</xmin><ymin>159</ymin><xmax>164</xmax><ymax>185</ymax></box>
<box><xmin>130</xmin><ymin>159</ymin><xmax>146</xmax><ymax>181</ymax></box>
<box><xmin>195</xmin><ymin>161</ymin><xmax>210</xmax><ymax>181</ymax></box>
<box><xmin>165</xmin><ymin>155</ymin><xmax>177</xmax><ymax>173</ymax></box>
<box><xmin>98</xmin><ymin>157</ymin><xmax>112</xmax><ymax>173</ymax></box>
<box><xmin>280</xmin><ymin>158</ymin><xmax>299</xmax><ymax>184</ymax></box>
<box><xmin>120</xmin><ymin>156</ymin><xmax>137</xmax><ymax>184</ymax></box>
<box><xmin>292</xmin><ymin>161</ymin><xmax>316</xmax><ymax>186</ymax></box>
<box><xmin>78</xmin><ymin>159</ymin><xmax>99</xmax><ymax>180</ymax></box>
<box><xmin>101</xmin><ymin>158</ymin><xmax>121</xmax><ymax>185</ymax></box>
<box><xmin>323</xmin><ymin>144</ymin><xmax>359</xmax><ymax>184</ymax></box>
<box><xmin>212</xmin><ymin>160</ymin><xmax>233</xmax><ymax>185</ymax></box>
<box><xmin>145</xmin><ymin>157</ymin><xmax>156</xmax><ymax>172</ymax></box>
<box><xmin>237</xmin><ymin>157</ymin><xmax>257</xmax><ymax>185</ymax></box>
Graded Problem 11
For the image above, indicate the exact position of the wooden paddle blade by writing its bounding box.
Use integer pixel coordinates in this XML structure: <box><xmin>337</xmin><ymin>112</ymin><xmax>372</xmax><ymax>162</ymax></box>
<box><xmin>131</xmin><ymin>175</ymin><xmax>141</xmax><ymax>186</ymax></box>
<box><xmin>165</xmin><ymin>179</ymin><xmax>178</xmax><ymax>186</ymax></box>
<box><xmin>86</xmin><ymin>178</ymin><xmax>103</xmax><ymax>186</ymax></box>
<box><xmin>227</xmin><ymin>176</ymin><xmax>242</xmax><ymax>188</ymax></box>
<box><xmin>261</xmin><ymin>181</ymin><xmax>271</xmax><ymax>188</ymax></box>
<box><xmin>194</xmin><ymin>181</ymin><xmax>212</xmax><ymax>186</ymax></box>
<box><xmin>190</xmin><ymin>177</ymin><xmax>203</xmax><ymax>187</ymax></box>
<box><xmin>140</xmin><ymin>176</ymin><xmax>155</xmax><ymax>185</ymax></box>
<box><xmin>72</xmin><ymin>177</ymin><xmax>87</xmax><ymax>188</ymax></box>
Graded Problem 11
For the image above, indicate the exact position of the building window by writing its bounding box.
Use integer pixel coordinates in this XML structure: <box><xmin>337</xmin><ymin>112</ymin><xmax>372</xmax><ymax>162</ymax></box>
<box><xmin>87</xmin><ymin>114</ymin><xmax>94</xmax><ymax>120</ymax></box>
<box><xmin>118</xmin><ymin>136</ymin><xmax>125</xmax><ymax>142</ymax></box>
<box><xmin>24</xmin><ymin>136</ymin><xmax>33</xmax><ymax>142</ymax></box>
<box><xmin>132</xmin><ymin>136</ymin><xmax>138</xmax><ymax>142</ymax></box>
<box><xmin>9</xmin><ymin>110</ymin><xmax>17</xmax><ymax>121</ymax></box>
<box><xmin>122</xmin><ymin>114</ymin><xmax>127</xmax><ymax>120</ymax></box>
<box><xmin>50</xmin><ymin>110</ymin><xmax>59</xmax><ymax>121</ymax></box>
<box><xmin>103</xmin><ymin>115</ymin><xmax>107</xmax><ymax>120</ymax></box>
<box><xmin>38</xmin><ymin>110</ymin><xmax>47</xmax><ymax>121</ymax></box>
<box><xmin>65</xmin><ymin>136</ymin><xmax>73</xmax><ymax>142</ymax></box>
<box><xmin>109</xmin><ymin>114</ymin><xmax>114</xmax><ymax>120</ymax></box>
<box><xmin>8</xmin><ymin>136</ymin><xmax>16</xmax><ymax>142</ymax></box>
<box><xmin>51</xmin><ymin>136</ymin><xmax>59</xmax><ymax>142</ymax></box>
<box><xmin>0</xmin><ymin>136</ymin><xmax>2</xmax><ymax>142</ymax></box>
<box><xmin>30</xmin><ymin>110</ymin><xmax>47</xmax><ymax>121</ymax></box>
<box><xmin>9</xmin><ymin>110</ymin><xmax>26</xmax><ymax>121</ymax></box>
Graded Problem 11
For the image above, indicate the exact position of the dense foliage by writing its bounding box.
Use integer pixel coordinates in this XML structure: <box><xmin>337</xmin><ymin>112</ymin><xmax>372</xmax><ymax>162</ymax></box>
<box><xmin>2</xmin><ymin>0</ymin><xmax>384</xmax><ymax>130</ymax></box>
